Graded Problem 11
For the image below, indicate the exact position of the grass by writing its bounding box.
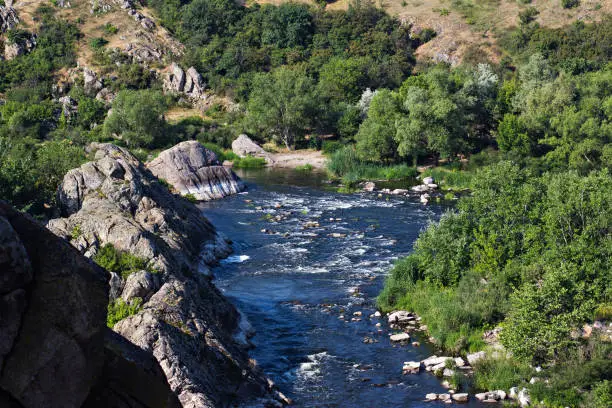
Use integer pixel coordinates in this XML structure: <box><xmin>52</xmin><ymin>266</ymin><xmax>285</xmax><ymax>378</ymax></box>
<box><xmin>107</xmin><ymin>297</ymin><xmax>143</xmax><ymax>328</ymax></box>
<box><xmin>295</xmin><ymin>163</ymin><xmax>314</xmax><ymax>172</ymax></box>
<box><xmin>473</xmin><ymin>355</ymin><xmax>533</xmax><ymax>391</ymax></box>
<box><xmin>93</xmin><ymin>243</ymin><xmax>154</xmax><ymax>279</ymax></box>
<box><xmin>327</xmin><ymin>146</ymin><xmax>417</xmax><ymax>185</ymax></box>
<box><xmin>233</xmin><ymin>155</ymin><xmax>267</xmax><ymax>168</ymax></box>
<box><xmin>420</xmin><ymin>165</ymin><xmax>474</xmax><ymax>191</ymax></box>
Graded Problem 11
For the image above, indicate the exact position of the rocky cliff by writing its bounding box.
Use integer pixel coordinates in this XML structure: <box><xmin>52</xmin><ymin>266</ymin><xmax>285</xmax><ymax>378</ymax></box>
<box><xmin>147</xmin><ymin>141</ymin><xmax>245</xmax><ymax>201</ymax></box>
<box><xmin>0</xmin><ymin>201</ymin><xmax>179</xmax><ymax>408</ymax></box>
<box><xmin>47</xmin><ymin>143</ymin><xmax>281</xmax><ymax>407</ymax></box>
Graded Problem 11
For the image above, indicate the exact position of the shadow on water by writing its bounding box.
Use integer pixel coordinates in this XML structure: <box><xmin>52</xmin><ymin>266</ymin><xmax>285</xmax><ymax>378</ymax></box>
<box><xmin>200</xmin><ymin>168</ymin><xmax>486</xmax><ymax>408</ymax></box>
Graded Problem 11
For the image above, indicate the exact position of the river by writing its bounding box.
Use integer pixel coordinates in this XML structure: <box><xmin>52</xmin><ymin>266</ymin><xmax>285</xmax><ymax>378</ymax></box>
<box><xmin>200</xmin><ymin>168</ymin><xmax>484</xmax><ymax>407</ymax></box>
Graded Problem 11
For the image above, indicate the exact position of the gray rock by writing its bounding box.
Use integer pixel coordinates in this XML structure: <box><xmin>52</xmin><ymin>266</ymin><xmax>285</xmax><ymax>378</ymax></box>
<box><xmin>232</xmin><ymin>134</ymin><xmax>273</xmax><ymax>163</ymax></box>
<box><xmin>47</xmin><ymin>144</ymin><xmax>274</xmax><ymax>406</ymax></box>
<box><xmin>0</xmin><ymin>202</ymin><xmax>108</xmax><ymax>408</ymax></box>
<box><xmin>0</xmin><ymin>3</ymin><xmax>19</xmax><ymax>33</ymax></box>
<box><xmin>467</xmin><ymin>351</ymin><xmax>486</xmax><ymax>365</ymax></box>
<box><xmin>147</xmin><ymin>141</ymin><xmax>245</xmax><ymax>201</ymax></box>
<box><xmin>83</xmin><ymin>68</ymin><xmax>103</xmax><ymax>95</ymax></box>
<box><xmin>141</xmin><ymin>17</ymin><xmax>155</xmax><ymax>30</ymax></box>
<box><xmin>186</xmin><ymin>67</ymin><xmax>205</xmax><ymax>97</ymax></box>
<box><xmin>83</xmin><ymin>328</ymin><xmax>181</xmax><ymax>408</ymax></box>
<box><xmin>121</xmin><ymin>270</ymin><xmax>159</xmax><ymax>302</ymax></box>
<box><xmin>363</xmin><ymin>181</ymin><xmax>376</xmax><ymax>192</ymax></box>
<box><xmin>168</xmin><ymin>63</ymin><xmax>185</xmax><ymax>93</ymax></box>
<box><xmin>390</xmin><ymin>332</ymin><xmax>410</xmax><ymax>342</ymax></box>
<box><xmin>452</xmin><ymin>393</ymin><xmax>469</xmax><ymax>402</ymax></box>
<box><xmin>422</xmin><ymin>176</ymin><xmax>434</xmax><ymax>185</ymax></box>
<box><xmin>108</xmin><ymin>272</ymin><xmax>124</xmax><ymax>301</ymax></box>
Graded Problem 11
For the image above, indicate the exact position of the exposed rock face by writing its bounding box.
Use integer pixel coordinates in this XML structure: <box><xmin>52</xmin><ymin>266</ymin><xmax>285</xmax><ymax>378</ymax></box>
<box><xmin>0</xmin><ymin>2</ymin><xmax>19</xmax><ymax>33</ymax></box>
<box><xmin>0</xmin><ymin>201</ymin><xmax>108</xmax><ymax>408</ymax></box>
<box><xmin>232</xmin><ymin>134</ymin><xmax>273</xmax><ymax>164</ymax></box>
<box><xmin>147</xmin><ymin>141</ymin><xmax>245</xmax><ymax>201</ymax></box>
<box><xmin>164</xmin><ymin>63</ymin><xmax>207</xmax><ymax>99</ymax></box>
<box><xmin>83</xmin><ymin>68</ymin><xmax>103</xmax><ymax>95</ymax></box>
<box><xmin>47</xmin><ymin>144</ymin><xmax>278</xmax><ymax>407</ymax></box>
<box><xmin>0</xmin><ymin>201</ymin><xmax>178</xmax><ymax>408</ymax></box>
<box><xmin>83</xmin><ymin>329</ymin><xmax>181</xmax><ymax>408</ymax></box>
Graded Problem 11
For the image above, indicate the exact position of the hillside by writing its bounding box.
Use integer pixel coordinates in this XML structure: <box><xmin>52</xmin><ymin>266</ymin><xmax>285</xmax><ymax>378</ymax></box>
<box><xmin>260</xmin><ymin>0</ymin><xmax>611</xmax><ymax>64</ymax></box>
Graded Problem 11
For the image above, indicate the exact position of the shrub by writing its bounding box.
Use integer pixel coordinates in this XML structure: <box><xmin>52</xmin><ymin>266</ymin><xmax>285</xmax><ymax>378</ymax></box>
<box><xmin>93</xmin><ymin>243</ymin><xmax>151</xmax><ymax>279</ymax></box>
<box><xmin>518</xmin><ymin>7</ymin><xmax>539</xmax><ymax>25</ymax></box>
<box><xmin>322</xmin><ymin>140</ymin><xmax>344</xmax><ymax>155</ymax></box>
<box><xmin>473</xmin><ymin>356</ymin><xmax>532</xmax><ymax>391</ymax></box>
<box><xmin>561</xmin><ymin>0</ymin><xmax>579</xmax><ymax>8</ymax></box>
<box><xmin>233</xmin><ymin>155</ymin><xmax>266</xmax><ymax>168</ymax></box>
<box><xmin>89</xmin><ymin>37</ymin><xmax>108</xmax><ymax>49</ymax></box>
<box><xmin>184</xmin><ymin>193</ymin><xmax>198</xmax><ymax>203</ymax></box>
<box><xmin>107</xmin><ymin>297</ymin><xmax>143</xmax><ymax>328</ymax></box>
<box><xmin>104</xmin><ymin>23</ymin><xmax>118</xmax><ymax>34</ymax></box>
<box><xmin>295</xmin><ymin>164</ymin><xmax>314</xmax><ymax>172</ymax></box>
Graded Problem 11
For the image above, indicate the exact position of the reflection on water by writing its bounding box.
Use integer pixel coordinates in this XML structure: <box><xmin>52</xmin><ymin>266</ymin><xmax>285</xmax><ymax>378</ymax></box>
<box><xmin>200</xmin><ymin>168</ymin><xmax>484</xmax><ymax>408</ymax></box>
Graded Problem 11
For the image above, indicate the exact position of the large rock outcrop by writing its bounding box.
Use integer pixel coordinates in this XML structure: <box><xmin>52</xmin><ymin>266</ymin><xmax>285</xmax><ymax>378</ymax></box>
<box><xmin>232</xmin><ymin>134</ymin><xmax>274</xmax><ymax>164</ymax></box>
<box><xmin>47</xmin><ymin>143</ymin><xmax>280</xmax><ymax>407</ymax></box>
<box><xmin>164</xmin><ymin>63</ymin><xmax>206</xmax><ymax>99</ymax></box>
<box><xmin>0</xmin><ymin>201</ymin><xmax>178</xmax><ymax>408</ymax></box>
<box><xmin>0</xmin><ymin>1</ymin><xmax>18</xmax><ymax>33</ymax></box>
<box><xmin>147</xmin><ymin>141</ymin><xmax>245</xmax><ymax>201</ymax></box>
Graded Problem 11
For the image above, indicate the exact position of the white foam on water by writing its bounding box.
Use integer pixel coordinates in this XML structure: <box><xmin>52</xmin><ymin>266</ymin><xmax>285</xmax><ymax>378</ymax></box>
<box><xmin>220</xmin><ymin>254</ymin><xmax>251</xmax><ymax>264</ymax></box>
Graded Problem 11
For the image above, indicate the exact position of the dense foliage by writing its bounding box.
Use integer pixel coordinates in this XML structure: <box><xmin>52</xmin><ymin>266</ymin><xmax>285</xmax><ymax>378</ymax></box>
<box><xmin>378</xmin><ymin>16</ymin><xmax>612</xmax><ymax>406</ymax></box>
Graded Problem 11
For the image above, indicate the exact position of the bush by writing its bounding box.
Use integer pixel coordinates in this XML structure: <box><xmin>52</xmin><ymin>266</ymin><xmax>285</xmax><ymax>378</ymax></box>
<box><xmin>93</xmin><ymin>244</ymin><xmax>152</xmax><ymax>279</ymax></box>
<box><xmin>321</xmin><ymin>140</ymin><xmax>344</xmax><ymax>155</ymax></box>
<box><xmin>89</xmin><ymin>37</ymin><xmax>108</xmax><ymax>49</ymax></box>
<box><xmin>107</xmin><ymin>297</ymin><xmax>143</xmax><ymax>328</ymax></box>
<box><xmin>473</xmin><ymin>356</ymin><xmax>532</xmax><ymax>391</ymax></box>
<box><xmin>232</xmin><ymin>155</ymin><xmax>266</xmax><ymax>168</ymax></box>
<box><xmin>561</xmin><ymin>0</ymin><xmax>579</xmax><ymax>8</ymax></box>
<box><xmin>295</xmin><ymin>164</ymin><xmax>314</xmax><ymax>172</ymax></box>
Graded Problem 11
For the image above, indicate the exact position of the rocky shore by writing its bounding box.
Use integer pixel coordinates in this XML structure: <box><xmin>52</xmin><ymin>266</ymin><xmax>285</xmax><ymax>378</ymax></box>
<box><xmin>0</xmin><ymin>201</ymin><xmax>180</xmax><ymax>408</ymax></box>
<box><xmin>39</xmin><ymin>143</ymin><xmax>286</xmax><ymax>407</ymax></box>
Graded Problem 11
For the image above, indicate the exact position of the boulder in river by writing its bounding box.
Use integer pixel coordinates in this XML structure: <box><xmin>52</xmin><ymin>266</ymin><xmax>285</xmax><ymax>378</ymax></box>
<box><xmin>467</xmin><ymin>350</ymin><xmax>486</xmax><ymax>365</ymax></box>
<box><xmin>390</xmin><ymin>332</ymin><xmax>410</xmax><ymax>342</ymax></box>
<box><xmin>452</xmin><ymin>393</ymin><xmax>469</xmax><ymax>402</ymax></box>
<box><xmin>147</xmin><ymin>141</ymin><xmax>245</xmax><ymax>201</ymax></box>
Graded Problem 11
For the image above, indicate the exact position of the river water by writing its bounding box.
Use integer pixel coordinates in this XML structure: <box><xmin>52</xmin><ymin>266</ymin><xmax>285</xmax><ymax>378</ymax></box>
<box><xmin>200</xmin><ymin>168</ymin><xmax>484</xmax><ymax>407</ymax></box>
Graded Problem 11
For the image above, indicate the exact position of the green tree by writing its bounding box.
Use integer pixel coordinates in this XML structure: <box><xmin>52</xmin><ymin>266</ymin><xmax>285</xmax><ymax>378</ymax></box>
<box><xmin>354</xmin><ymin>89</ymin><xmax>400</xmax><ymax>162</ymax></box>
<box><xmin>103</xmin><ymin>90</ymin><xmax>168</xmax><ymax>148</ymax></box>
<box><xmin>246</xmin><ymin>67</ymin><xmax>317</xmax><ymax>149</ymax></box>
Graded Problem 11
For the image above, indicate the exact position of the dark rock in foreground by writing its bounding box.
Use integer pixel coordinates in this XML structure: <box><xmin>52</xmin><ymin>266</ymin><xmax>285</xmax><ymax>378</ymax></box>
<box><xmin>0</xmin><ymin>201</ymin><xmax>178</xmax><ymax>408</ymax></box>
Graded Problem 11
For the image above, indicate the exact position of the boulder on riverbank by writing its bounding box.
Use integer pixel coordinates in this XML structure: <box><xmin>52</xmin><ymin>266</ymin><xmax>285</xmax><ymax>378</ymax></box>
<box><xmin>147</xmin><ymin>141</ymin><xmax>245</xmax><ymax>201</ymax></box>
<box><xmin>0</xmin><ymin>201</ymin><xmax>179</xmax><ymax>408</ymax></box>
<box><xmin>232</xmin><ymin>134</ymin><xmax>274</xmax><ymax>164</ymax></box>
<box><xmin>47</xmin><ymin>144</ymin><xmax>280</xmax><ymax>407</ymax></box>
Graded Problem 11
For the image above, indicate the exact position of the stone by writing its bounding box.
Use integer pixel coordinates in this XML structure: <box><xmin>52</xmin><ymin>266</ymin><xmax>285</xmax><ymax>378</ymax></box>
<box><xmin>420</xmin><ymin>193</ymin><xmax>430</xmax><ymax>204</ymax></box>
<box><xmin>411</xmin><ymin>184</ymin><xmax>430</xmax><ymax>192</ymax></box>
<box><xmin>454</xmin><ymin>357</ymin><xmax>466</xmax><ymax>367</ymax></box>
<box><xmin>108</xmin><ymin>272</ymin><xmax>124</xmax><ymax>301</ymax></box>
<box><xmin>169</xmin><ymin>63</ymin><xmax>185</xmax><ymax>92</ymax></box>
<box><xmin>47</xmin><ymin>144</ymin><xmax>274</xmax><ymax>406</ymax></box>
<box><xmin>391</xmin><ymin>189</ymin><xmax>408</xmax><ymax>195</ymax></box>
<box><xmin>83</xmin><ymin>68</ymin><xmax>103</xmax><ymax>95</ymax></box>
<box><xmin>363</xmin><ymin>181</ymin><xmax>376</xmax><ymax>192</ymax></box>
<box><xmin>83</xmin><ymin>329</ymin><xmax>180</xmax><ymax>408</ymax></box>
<box><xmin>374</xmin><ymin>311</ymin><xmax>381</xmax><ymax>317</ymax></box>
<box><xmin>390</xmin><ymin>332</ymin><xmax>410</xmax><ymax>342</ymax></box>
<box><xmin>518</xmin><ymin>388</ymin><xmax>530</xmax><ymax>407</ymax></box>
<box><xmin>95</xmin><ymin>88</ymin><xmax>115</xmax><ymax>103</ymax></box>
<box><xmin>421</xmin><ymin>355</ymin><xmax>453</xmax><ymax>368</ymax></box>
<box><xmin>231</xmin><ymin>134</ymin><xmax>273</xmax><ymax>164</ymax></box>
<box><xmin>387</xmin><ymin>310</ymin><xmax>415</xmax><ymax>325</ymax></box>
<box><xmin>438</xmin><ymin>393</ymin><xmax>451</xmax><ymax>401</ymax></box>
<box><xmin>452</xmin><ymin>393</ymin><xmax>469</xmax><ymax>402</ymax></box>
<box><xmin>422</xmin><ymin>176</ymin><xmax>434</xmax><ymax>185</ymax></box>
<box><xmin>443</xmin><ymin>368</ymin><xmax>454</xmax><ymax>377</ymax></box>
<box><xmin>467</xmin><ymin>350</ymin><xmax>486</xmax><ymax>365</ymax></box>
<box><xmin>186</xmin><ymin>67</ymin><xmax>205</xmax><ymax>97</ymax></box>
<box><xmin>402</xmin><ymin>361</ymin><xmax>421</xmax><ymax>374</ymax></box>
<box><xmin>425</xmin><ymin>393</ymin><xmax>437</xmax><ymax>401</ymax></box>
<box><xmin>121</xmin><ymin>270</ymin><xmax>159</xmax><ymax>302</ymax></box>
<box><xmin>0</xmin><ymin>201</ymin><xmax>108</xmax><ymax>408</ymax></box>
<box><xmin>147</xmin><ymin>141</ymin><xmax>245</xmax><ymax>201</ymax></box>
<box><xmin>141</xmin><ymin>17</ymin><xmax>155</xmax><ymax>30</ymax></box>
